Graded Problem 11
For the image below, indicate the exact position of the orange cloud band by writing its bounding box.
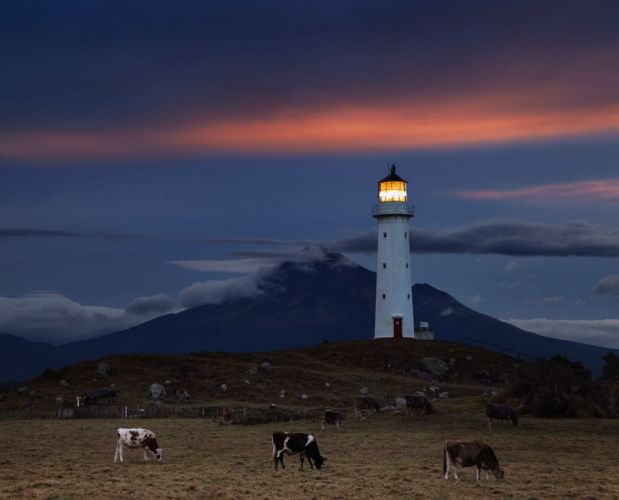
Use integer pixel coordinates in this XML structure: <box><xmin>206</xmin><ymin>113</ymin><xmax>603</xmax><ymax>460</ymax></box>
<box><xmin>2</xmin><ymin>101</ymin><xmax>619</xmax><ymax>162</ymax></box>
<box><xmin>459</xmin><ymin>179</ymin><xmax>619</xmax><ymax>204</ymax></box>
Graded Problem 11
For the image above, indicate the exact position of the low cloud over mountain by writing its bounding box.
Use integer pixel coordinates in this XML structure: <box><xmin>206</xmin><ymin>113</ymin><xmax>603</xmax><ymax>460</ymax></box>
<box><xmin>593</xmin><ymin>274</ymin><xmax>619</xmax><ymax>296</ymax></box>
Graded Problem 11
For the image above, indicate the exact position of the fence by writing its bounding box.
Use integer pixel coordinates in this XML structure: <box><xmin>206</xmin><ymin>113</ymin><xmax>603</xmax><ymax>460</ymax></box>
<box><xmin>51</xmin><ymin>404</ymin><xmax>324</xmax><ymax>424</ymax></box>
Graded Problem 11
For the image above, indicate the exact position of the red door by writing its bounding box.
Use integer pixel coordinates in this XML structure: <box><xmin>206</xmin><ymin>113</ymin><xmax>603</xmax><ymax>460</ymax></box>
<box><xmin>393</xmin><ymin>318</ymin><xmax>403</xmax><ymax>339</ymax></box>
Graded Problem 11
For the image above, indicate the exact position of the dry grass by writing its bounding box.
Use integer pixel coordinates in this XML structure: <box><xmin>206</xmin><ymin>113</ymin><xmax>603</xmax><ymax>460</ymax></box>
<box><xmin>1</xmin><ymin>398</ymin><xmax>618</xmax><ymax>499</ymax></box>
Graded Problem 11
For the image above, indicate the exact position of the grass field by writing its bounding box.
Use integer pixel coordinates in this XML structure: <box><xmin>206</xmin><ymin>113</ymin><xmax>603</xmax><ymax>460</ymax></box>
<box><xmin>1</xmin><ymin>398</ymin><xmax>617</xmax><ymax>499</ymax></box>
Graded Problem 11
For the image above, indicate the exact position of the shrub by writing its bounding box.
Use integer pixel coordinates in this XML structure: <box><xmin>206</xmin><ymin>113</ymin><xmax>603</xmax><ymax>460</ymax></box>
<box><xmin>496</xmin><ymin>355</ymin><xmax>606</xmax><ymax>418</ymax></box>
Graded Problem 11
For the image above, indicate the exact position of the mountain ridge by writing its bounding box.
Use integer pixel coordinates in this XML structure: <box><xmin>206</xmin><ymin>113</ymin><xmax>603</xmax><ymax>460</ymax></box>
<box><xmin>0</xmin><ymin>251</ymin><xmax>616</xmax><ymax>381</ymax></box>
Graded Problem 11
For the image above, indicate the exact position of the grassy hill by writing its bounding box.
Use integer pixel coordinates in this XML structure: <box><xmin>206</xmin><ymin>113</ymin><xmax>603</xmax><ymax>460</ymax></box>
<box><xmin>0</xmin><ymin>339</ymin><xmax>518</xmax><ymax>414</ymax></box>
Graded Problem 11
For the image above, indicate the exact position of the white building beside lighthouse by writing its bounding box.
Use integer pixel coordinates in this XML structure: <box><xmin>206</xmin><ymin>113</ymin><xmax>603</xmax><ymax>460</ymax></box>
<box><xmin>373</xmin><ymin>165</ymin><xmax>415</xmax><ymax>339</ymax></box>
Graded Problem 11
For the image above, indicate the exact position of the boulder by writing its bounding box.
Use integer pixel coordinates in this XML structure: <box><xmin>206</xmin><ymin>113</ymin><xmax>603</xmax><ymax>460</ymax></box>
<box><xmin>58</xmin><ymin>379</ymin><xmax>70</xmax><ymax>388</ymax></box>
<box><xmin>324</xmin><ymin>382</ymin><xmax>331</xmax><ymax>388</ymax></box>
<box><xmin>465</xmin><ymin>355</ymin><xmax>474</xmax><ymax>361</ymax></box>
<box><xmin>96</xmin><ymin>363</ymin><xmax>111</xmax><ymax>377</ymax></box>
<box><xmin>259</xmin><ymin>362</ymin><xmax>273</xmax><ymax>372</ymax></box>
<box><xmin>380</xmin><ymin>405</ymin><xmax>396</xmax><ymax>412</ymax></box>
<box><xmin>17</xmin><ymin>386</ymin><xmax>28</xmax><ymax>394</ymax></box>
<box><xmin>421</xmin><ymin>358</ymin><xmax>449</xmax><ymax>378</ymax></box>
<box><xmin>220</xmin><ymin>383</ymin><xmax>228</xmax><ymax>392</ymax></box>
<box><xmin>360</xmin><ymin>387</ymin><xmax>369</xmax><ymax>395</ymax></box>
<box><xmin>439</xmin><ymin>391</ymin><xmax>449</xmax><ymax>399</ymax></box>
<box><xmin>149</xmin><ymin>383</ymin><xmax>166</xmax><ymax>399</ymax></box>
<box><xmin>300</xmin><ymin>393</ymin><xmax>309</xmax><ymax>401</ymax></box>
<box><xmin>429</xmin><ymin>386</ymin><xmax>439</xmax><ymax>393</ymax></box>
<box><xmin>279</xmin><ymin>389</ymin><xmax>286</xmax><ymax>399</ymax></box>
<box><xmin>394</xmin><ymin>397</ymin><xmax>407</xmax><ymax>408</ymax></box>
<box><xmin>248</xmin><ymin>367</ymin><xmax>258</xmax><ymax>376</ymax></box>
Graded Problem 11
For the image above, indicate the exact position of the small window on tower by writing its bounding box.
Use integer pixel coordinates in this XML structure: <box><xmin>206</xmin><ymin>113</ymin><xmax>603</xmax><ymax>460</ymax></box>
<box><xmin>382</xmin><ymin>263</ymin><xmax>386</xmax><ymax>269</ymax></box>
<box><xmin>382</xmin><ymin>294</ymin><xmax>386</xmax><ymax>299</ymax></box>
<box><xmin>405</xmin><ymin>232</ymin><xmax>407</xmax><ymax>238</ymax></box>
<box><xmin>406</xmin><ymin>263</ymin><xmax>408</xmax><ymax>268</ymax></box>
<box><xmin>408</xmin><ymin>294</ymin><xmax>410</xmax><ymax>299</ymax></box>
<box><xmin>383</xmin><ymin>232</ymin><xmax>387</xmax><ymax>238</ymax></box>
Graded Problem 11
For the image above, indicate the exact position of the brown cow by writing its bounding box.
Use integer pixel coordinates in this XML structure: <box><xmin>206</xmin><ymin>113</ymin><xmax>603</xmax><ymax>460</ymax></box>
<box><xmin>405</xmin><ymin>393</ymin><xmax>434</xmax><ymax>415</ymax></box>
<box><xmin>354</xmin><ymin>396</ymin><xmax>381</xmax><ymax>418</ymax></box>
<box><xmin>443</xmin><ymin>440</ymin><xmax>504</xmax><ymax>480</ymax></box>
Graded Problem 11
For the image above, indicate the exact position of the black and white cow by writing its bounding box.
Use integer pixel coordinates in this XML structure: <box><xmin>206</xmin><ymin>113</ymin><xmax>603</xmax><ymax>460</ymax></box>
<box><xmin>321</xmin><ymin>410</ymin><xmax>345</xmax><ymax>430</ymax></box>
<box><xmin>272</xmin><ymin>432</ymin><xmax>326</xmax><ymax>470</ymax></box>
<box><xmin>114</xmin><ymin>428</ymin><xmax>163</xmax><ymax>463</ymax></box>
<box><xmin>443</xmin><ymin>440</ymin><xmax>504</xmax><ymax>480</ymax></box>
<box><xmin>486</xmin><ymin>404</ymin><xmax>518</xmax><ymax>430</ymax></box>
<box><xmin>354</xmin><ymin>396</ymin><xmax>381</xmax><ymax>418</ymax></box>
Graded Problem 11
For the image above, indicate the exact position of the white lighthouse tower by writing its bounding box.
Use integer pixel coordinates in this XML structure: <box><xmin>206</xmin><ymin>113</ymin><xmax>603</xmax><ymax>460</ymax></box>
<box><xmin>373</xmin><ymin>165</ymin><xmax>415</xmax><ymax>339</ymax></box>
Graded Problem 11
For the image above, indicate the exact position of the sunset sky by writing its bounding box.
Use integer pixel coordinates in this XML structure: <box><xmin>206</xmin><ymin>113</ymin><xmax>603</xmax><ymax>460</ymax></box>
<box><xmin>1</xmin><ymin>0</ymin><xmax>619</xmax><ymax>347</ymax></box>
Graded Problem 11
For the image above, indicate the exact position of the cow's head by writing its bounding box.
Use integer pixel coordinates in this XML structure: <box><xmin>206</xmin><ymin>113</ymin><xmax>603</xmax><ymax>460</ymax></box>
<box><xmin>493</xmin><ymin>467</ymin><xmax>505</xmax><ymax>479</ymax></box>
<box><xmin>155</xmin><ymin>448</ymin><xmax>163</xmax><ymax>461</ymax></box>
<box><xmin>314</xmin><ymin>456</ymin><xmax>326</xmax><ymax>469</ymax></box>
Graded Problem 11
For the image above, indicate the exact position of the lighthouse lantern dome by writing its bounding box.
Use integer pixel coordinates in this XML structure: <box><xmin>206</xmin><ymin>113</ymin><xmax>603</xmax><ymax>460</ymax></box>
<box><xmin>378</xmin><ymin>164</ymin><xmax>407</xmax><ymax>203</ymax></box>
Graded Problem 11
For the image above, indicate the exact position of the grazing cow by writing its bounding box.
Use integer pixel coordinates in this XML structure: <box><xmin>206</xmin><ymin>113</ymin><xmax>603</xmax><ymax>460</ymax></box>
<box><xmin>486</xmin><ymin>404</ymin><xmax>518</xmax><ymax>430</ymax></box>
<box><xmin>443</xmin><ymin>440</ymin><xmax>504</xmax><ymax>480</ymax></box>
<box><xmin>405</xmin><ymin>393</ymin><xmax>434</xmax><ymax>415</ymax></box>
<box><xmin>322</xmin><ymin>410</ymin><xmax>345</xmax><ymax>430</ymax></box>
<box><xmin>114</xmin><ymin>428</ymin><xmax>163</xmax><ymax>463</ymax></box>
<box><xmin>272</xmin><ymin>432</ymin><xmax>326</xmax><ymax>470</ymax></box>
<box><xmin>354</xmin><ymin>396</ymin><xmax>381</xmax><ymax>418</ymax></box>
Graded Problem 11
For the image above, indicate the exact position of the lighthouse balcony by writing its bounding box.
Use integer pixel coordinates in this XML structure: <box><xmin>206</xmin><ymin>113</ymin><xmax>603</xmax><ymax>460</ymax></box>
<box><xmin>372</xmin><ymin>202</ymin><xmax>414</xmax><ymax>217</ymax></box>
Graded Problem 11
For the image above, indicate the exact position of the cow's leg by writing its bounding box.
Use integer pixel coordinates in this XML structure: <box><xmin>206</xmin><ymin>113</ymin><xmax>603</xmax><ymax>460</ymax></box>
<box><xmin>308</xmin><ymin>456</ymin><xmax>314</xmax><ymax>470</ymax></box>
<box><xmin>336</xmin><ymin>420</ymin><xmax>341</xmax><ymax>430</ymax></box>
<box><xmin>485</xmin><ymin>470</ymin><xmax>490</xmax><ymax>480</ymax></box>
<box><xmin>443</xmin><ymin>455</ymin><xmax>450</xmax><ymax>480</ymax></box>
<box><xmin>321</xmin><ymin>420</ymin><xmax>325</xmax><ymax>431</ymax></box>
<box><xmin>143</xmin><ymin>447</ymin><xmax>150</xmax><ymax>461</ymax></box>
<box><xmin>114</xmin><ymin>442</ymin><xmax>120</xmax><ymax>463</ymax></box>
<box><xmin>299</xmin><ymin>453</ymin><xmax>304</xmax><ymax>470</ymax></box>
<box><xmin>118</xmin><ymin>443</ymin><xmax>124</xmax><ymax>463</ymax></box>
<box><xmin>476</xmin><ymin>466</ymin><xmax>481</xmax><ymax>481</ymax></box>
<box><xmin>488</xmin><ymin>418</ymin><xmax>492</xmax><ymax>431</ymax></box>
<box><xmin>275</xmin><ymin>449</ymin><xmax>286</xmax><ymax>469</ymax></box>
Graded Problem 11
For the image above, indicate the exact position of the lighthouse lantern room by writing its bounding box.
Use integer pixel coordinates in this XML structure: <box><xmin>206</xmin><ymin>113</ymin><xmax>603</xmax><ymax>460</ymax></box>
<box><xmin>372</xmin><ymin>165</ymin><xmax>415</xmax><ymax>339</ymax></box>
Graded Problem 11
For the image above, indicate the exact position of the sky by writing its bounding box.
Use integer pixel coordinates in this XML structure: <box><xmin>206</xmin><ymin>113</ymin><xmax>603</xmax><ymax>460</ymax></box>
<box><xmin>1</xmin><ymin>0</ymin><xmax>619</xmax><ymax>348</ymax></box>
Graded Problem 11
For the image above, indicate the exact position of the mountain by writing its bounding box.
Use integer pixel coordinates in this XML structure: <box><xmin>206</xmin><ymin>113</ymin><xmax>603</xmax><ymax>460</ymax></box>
<box><xmin>0</xmin><ymin>333</ymin><xmax>59</xmax><ymax>383</ymax></box>
<box><xmin>1</xmin><ymin>251</ymin><xmax>616</xmax><ymax>382</ymax></box>
<box><xmin>413</xmin><ymin>284</ymin><xmax>615</xmax><ymax>372</ymax></box>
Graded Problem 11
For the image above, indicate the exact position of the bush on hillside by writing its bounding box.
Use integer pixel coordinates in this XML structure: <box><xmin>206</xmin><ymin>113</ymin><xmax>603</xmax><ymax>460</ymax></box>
<box><xmin>496</xmin><ymin>355</ymin><xmax>606</xmax><ymax>418</ymax></box>
<box><xmin>602</xmin><ymin>352</ymin><xmax>619</xmax><ymax>381</ymax></box>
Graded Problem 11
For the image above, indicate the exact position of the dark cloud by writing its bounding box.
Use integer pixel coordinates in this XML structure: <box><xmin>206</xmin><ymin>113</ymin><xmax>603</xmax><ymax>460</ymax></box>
<box><xmin>593</xmin><ymin>275</ymin><xmax>619</xmax><ymax>296</ymax></box>
<box><xmin>125</xmin><ymin>293</ymin><xmax>176</xmax><ymax>315</ymax></box>
<box><xmin>330</xmin><ymin>221</ymin><xmax>619</xmax><ymax>257</ymax></box>
<box><xmin>0</xmin><ymin>228</ymin><xmax>82</xmax><ymax>238</ymax></box>
<box><xmin>2</xmin><ymin>0</ymin><xmax>618</xmax><ymax>134</ymax></box>
<box><xmin>0</xmin><ymin>228</ymin><xmax>144</xmax><ymax>240</ymax></box>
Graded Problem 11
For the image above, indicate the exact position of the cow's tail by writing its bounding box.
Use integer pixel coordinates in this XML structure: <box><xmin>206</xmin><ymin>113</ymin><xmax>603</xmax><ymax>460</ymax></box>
<box><xmin>442</xmin><ymin>442</ymin><xmax>447</xmax><ymax>476</ymax></box>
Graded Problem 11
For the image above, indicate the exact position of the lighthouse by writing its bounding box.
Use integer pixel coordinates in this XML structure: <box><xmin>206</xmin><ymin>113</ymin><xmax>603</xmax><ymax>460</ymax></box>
<box><xmin>372</xmin><ymin>165</ymin><xmax>415</xmax><ymax>339</ymax></box>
